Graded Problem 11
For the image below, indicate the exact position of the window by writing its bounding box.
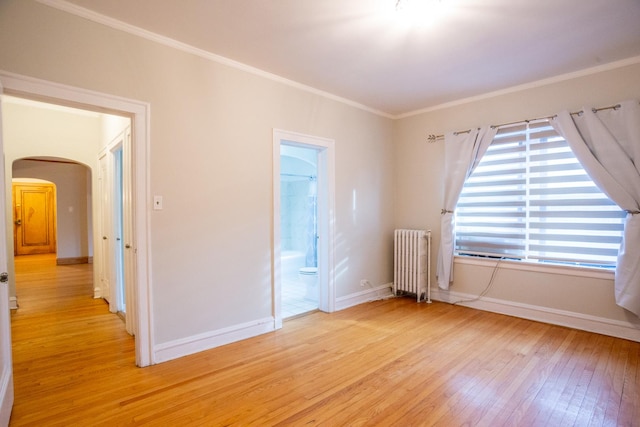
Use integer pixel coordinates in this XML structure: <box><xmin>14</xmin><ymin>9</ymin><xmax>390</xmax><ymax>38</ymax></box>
<box><xmin>455</xmin><ymin>120</ymin><xmax>625</xmax><ymax>268</ymax></box>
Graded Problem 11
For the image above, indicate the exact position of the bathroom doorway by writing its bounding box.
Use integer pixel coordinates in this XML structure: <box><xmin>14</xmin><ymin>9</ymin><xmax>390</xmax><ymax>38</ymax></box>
<box><xmin>273</xmin><ymin>129</ymin><xmax>335</xmax><ymax>328</ymax></box>
<box><xmin>280</xmin><ymin>144</ymin><xmax>319</xmax><ymax>317</ymax></box>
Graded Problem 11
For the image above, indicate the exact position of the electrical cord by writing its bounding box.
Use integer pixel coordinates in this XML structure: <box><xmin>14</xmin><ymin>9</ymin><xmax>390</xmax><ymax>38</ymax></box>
<box><xmin>452</xmin><ymin>257</ymin><xmax>503</xmax><ymax>305</ymax></box>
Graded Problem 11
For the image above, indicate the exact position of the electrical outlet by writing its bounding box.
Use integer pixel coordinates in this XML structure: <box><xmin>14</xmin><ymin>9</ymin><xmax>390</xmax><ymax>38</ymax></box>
<box><xmin>360</xmin><ymin>279</ymin><xmax>370</xmax><ymax>287</ymax></box>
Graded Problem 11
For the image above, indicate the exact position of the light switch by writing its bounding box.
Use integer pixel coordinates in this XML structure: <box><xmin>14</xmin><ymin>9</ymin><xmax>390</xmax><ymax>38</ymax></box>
<box><xmin>153</xmin><ymin>196</ymin><xmax>163</xmax><ymax>210</ymax></box>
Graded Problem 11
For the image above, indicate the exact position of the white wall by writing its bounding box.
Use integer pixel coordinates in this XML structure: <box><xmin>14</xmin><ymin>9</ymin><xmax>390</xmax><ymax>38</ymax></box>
<box><xmin>101</xmin><ymin>114</ymin><xmax>131</xmax><ymax>150</ymax></box>
<box><xmin>394</xmin><ymin>61</ymin><xmax>640</xmax><ymax>337</ymax></box>
<box><xmin>0</xmin><ymin>0</ymin><xmax>395</xmax><ymax>350</ymax></box>
<box><xmin>1</xmin><ymin>102</ymin><xmax>101</xmax><ymax>164</ymax></box>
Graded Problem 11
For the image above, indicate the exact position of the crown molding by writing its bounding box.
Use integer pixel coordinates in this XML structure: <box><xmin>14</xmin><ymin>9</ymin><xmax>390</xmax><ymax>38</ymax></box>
<box><xmin>35</xmin><ymin>0</ymin><xmax>640</xmax><ymax>121</ymax></box>
<box><xmin>397</xmin><ymin>55</ymin><xmax>640</xmax><ymax>119</ymax></box>
<box><xmin>36</xmin><ymin>0</ymin><xmax>395</xmax><ymax>119</ymax></box>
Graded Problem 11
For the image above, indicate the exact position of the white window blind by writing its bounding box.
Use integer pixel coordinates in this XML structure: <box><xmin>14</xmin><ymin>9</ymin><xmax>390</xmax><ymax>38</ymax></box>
<box><xmin>455</xmin><ymin>119</ymin><xmax>625</xmax><ymax>267</ymax></box>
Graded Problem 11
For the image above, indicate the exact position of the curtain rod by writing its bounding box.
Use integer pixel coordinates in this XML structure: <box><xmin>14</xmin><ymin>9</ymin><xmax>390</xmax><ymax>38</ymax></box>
<box><xmin>426</xmin><ymin>103</ymin><xmax>622</xmax><ymax>143</ymax></box>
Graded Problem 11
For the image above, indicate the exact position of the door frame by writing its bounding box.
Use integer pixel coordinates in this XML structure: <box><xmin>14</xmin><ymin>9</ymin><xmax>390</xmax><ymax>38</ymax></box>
<box><xmin>111</xmin><ymin>143</ymin><xmax>125</xmax><ymax>315</ymax></box>
<box><xmin>0</xmin><ymin>71</ymin><xmax>154</xmax><ymax>367</ymax></box>
<box><xmin>100</xmin><ymin>130</ymin><xmax>134</xmax><ymax>335</ymax></box>
<box><xmin>0</xmin><ymin>80</ymin><xmax>14</xmax><ymax>427</ymax></box>
<box><xmin>272</xmin><ymin>129</ymin><xmax>336</xmax><ymax>329</ymax></box>
<box><xmin>98</xmin><ymin>151</ymin><xmax>114</xmax><ymax>308</ymax></box>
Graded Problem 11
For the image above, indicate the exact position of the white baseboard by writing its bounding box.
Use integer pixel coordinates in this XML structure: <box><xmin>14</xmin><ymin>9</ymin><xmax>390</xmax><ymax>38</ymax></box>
<box><xmin>8</xmin><ymin>297</ymin><xmax>17</xmax><ymax>310</ymax></box>
<box><xmin>153</xmin><ymin>317</ymin><xmax>275</xmax><ymax>363</ymax></box>
<box><xmin>431</xmin><ymin>288</ymin><xmax>640</xmax><ymax>342</ymax></box>
<box><xmin>336</xmin><ymin>283</ymin><xmax>394</xmax><ymax>311</ymax></box>
<box><xmin>151</xmin><ymin>284</ymin><xmax>639</xmax><ymax>364</ymax></box>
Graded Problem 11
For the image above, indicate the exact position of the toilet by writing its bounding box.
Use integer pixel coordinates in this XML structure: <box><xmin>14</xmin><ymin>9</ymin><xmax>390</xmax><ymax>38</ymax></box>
<box><xmin>299</xmin><ymin>267</ymin><xmax>318</xmax><ymax>301</ymax></box>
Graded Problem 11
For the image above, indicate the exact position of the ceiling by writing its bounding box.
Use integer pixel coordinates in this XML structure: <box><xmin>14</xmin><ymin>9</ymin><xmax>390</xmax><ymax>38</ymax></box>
<box><xmin>60</xmin><ymin>0</ymin><xmax>640</xmax><ymax>117</ymax></box>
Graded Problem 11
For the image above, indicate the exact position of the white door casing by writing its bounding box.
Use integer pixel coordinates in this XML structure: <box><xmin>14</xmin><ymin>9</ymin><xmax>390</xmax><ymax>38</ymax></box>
<box><xmin>122</xmin><ymin>128</ymin><xmax>136</xmax><ymax>336</ymax></box>
<box><xmin>112</xmin><ymin>145</ymin><xmax>125</xmax><ymax>314</ymax></box>
<box><xmin>99</xmin><ymin>131</ymin><xmax>131</xmax><ymax>325</ymax></box>
<box><xmin>106</xmin><ymin>129</ymin><xmax>135</xmax><ymax>336</ymax></box>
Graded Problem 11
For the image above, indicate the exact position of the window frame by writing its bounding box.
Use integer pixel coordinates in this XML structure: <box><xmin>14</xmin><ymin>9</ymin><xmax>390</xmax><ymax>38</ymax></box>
<box><xmin>454</xmin><ymin>119</ymin><xmax>624</xmax><ymax>272</ymax></box>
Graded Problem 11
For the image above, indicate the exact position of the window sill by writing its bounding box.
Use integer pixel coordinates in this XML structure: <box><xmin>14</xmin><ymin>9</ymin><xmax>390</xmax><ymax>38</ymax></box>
<box><xmin>454</xmin><ymin>256</ymin><xmax>615</xmax><ymax>281</ymax></box>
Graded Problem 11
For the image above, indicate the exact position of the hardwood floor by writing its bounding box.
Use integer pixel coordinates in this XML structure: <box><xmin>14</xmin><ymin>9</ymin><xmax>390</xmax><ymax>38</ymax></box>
<box><xmin>9</xmin><ymin>254</ymin><xmax>640</xmax><ymax>426</ymax></box>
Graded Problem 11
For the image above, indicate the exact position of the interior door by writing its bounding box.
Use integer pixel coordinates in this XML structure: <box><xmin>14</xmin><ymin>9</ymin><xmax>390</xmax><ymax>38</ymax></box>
<box><xmin>12</xmin><ymin>183</ymin><xmax>56</xmax><ymax>256</ymax></box>
<box><xmin>98</xmin><ymin>153</ymin><xmax>113</xmax><ymax>309</ymax></box>
<box><xmin>121</xmin><ymin>128</ymin><xmax>136</xmax><ymax>336</ymax></box>
<box><xmin>1</xmin><ymin>88</ymin><xmax>15</xmax><ymax>425</ymax></box>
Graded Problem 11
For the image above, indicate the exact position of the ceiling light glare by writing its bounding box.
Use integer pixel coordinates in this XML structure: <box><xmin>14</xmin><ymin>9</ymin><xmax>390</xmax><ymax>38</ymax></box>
<box><xmin>394</xmin><ymin>0</ymin><xmax>449</xmax><ymax>26</ymax></box>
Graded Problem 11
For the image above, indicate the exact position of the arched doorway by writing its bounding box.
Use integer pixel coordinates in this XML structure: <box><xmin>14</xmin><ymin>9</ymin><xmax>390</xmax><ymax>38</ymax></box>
<box><xmin>13</xmin><ymin>158</ymin><xmax>91</xmax><ymax>264</ymax></box>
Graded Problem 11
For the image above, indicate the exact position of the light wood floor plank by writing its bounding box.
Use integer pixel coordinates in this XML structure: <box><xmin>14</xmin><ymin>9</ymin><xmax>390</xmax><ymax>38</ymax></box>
<box><xmin>617</xmin><ymin>341</ymin><xmax>640</xmax><ymax>426</ymax></box>
<box><xmin>8</xmin><ymin>254</ymin><xmax>640</xmax><ymax>426</ymax></box>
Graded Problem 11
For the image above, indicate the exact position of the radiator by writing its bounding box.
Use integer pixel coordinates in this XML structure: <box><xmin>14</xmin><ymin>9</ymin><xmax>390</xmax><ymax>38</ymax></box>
<box><xmin>393</xmin><ymin>229</ymin><xmax>431</xmax><ymax>303</ymax></box>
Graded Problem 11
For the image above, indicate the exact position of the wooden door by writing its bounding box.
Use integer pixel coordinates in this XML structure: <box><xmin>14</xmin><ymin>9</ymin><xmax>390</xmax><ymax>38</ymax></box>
<box><xmin>12</xmin><ymin>183</ymin><xmax>57</xmax><ymax>256</ymax></box>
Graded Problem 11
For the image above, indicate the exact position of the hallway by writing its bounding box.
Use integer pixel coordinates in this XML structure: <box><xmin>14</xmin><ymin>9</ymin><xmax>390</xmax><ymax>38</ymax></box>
<box><xmin>9</xmin><ymin>255</ymin><xmax>134</xmax><ymax>425</ymax></box>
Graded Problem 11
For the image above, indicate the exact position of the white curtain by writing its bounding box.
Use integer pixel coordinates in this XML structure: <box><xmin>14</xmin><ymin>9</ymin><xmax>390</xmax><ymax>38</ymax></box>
<box><xmin>437</xmin><ymin>126</ymin><xmax>498</xmax><ymax>290</ymax></box>
<box><xmin>551</xmin><ymin>100</ymin><xmax>640</xmax><ymax>317</ymax></box>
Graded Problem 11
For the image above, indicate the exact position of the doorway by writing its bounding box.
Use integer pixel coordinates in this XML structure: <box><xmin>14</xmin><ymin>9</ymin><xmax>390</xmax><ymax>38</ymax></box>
<box><xmin>0</xmin><ymin>71</ymin><xmax>152</xmax><ymax>367</ymax></box>
<box><xmin>113</xmin><ymin>146</ymin><xmax>126</xmax><ymax>315</ymax></box>
<box><xmin>99</xmin><ymin>134</ymin><xmax>132</xmax><ymax>334</ymax></box>
<box><xmin>12</xmin><ymin>157</ymin><xmax>93</xmax><ymax>268</ymax></box>
<box><xmin>280</xmin><ymin>144</ymin><xmax>319</xmax><ymax>317</ymax></box>
<box><xmin>272</xmin><ymin>129</ymin><xmax>336</xmax><ymax>329</ymax></box>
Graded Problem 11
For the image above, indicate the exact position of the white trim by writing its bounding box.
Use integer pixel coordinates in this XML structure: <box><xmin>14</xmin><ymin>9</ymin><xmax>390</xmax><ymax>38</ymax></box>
<box><xmin>0</xmin><ymin>70</ymin><xmax>147</xmax><ymax>118</ymax></box>
<box><xmin>8</xmin><ymin>297</ymin><xmax>17</xmax><ymax>311</ymax></box>
<box><xmin>335</xmin><ymin>283</ymin><xmax>394</xmax><ymax>311</ymax></box>
<box><xmin>431</xmin><ymin>288</ymin><xmax>640</xmax><ymax>343</ymax></box>
<box><xmin>30</xmin><ymin>1</ymin><xmax>640</xmax><ymax>120</ymax></box>
<box><xmin>154</xmin><ymin>317</ymin><xmax>274</xmax><ymax>363</ymax></box>
<box><xmin>36</xmin><ymin>0</ymin><xmax>393</xmax><ymax>120</ymax></box>
<box><xmin>454</xmin><ymin>256</ymin><xmax>615</xmax><ymax>281</ymax></box>
<box><xmin>0</xmin><ymin>284</ymin><xmax>12</xmax><ymax>425</ymax></box>
<box><xmin>272</xmin><ymin>140</ymin><xmax>283</xmax><ymax>330</ymax></box>
<box><xmin>0</xmin><ymin>70</ymin><xmax>155</xmax><ymax>367</ymax></box>
<box><xmin>3</xmin><ymin>95</ymin><xmax>101</xmax><ymax>117</ymax></box>
<box><xmin>397</xmin><ymin>55</ymin><xmax>640</xmax><ymax>119</ymax></box>
<box><xmin>32</xmin><ymin>1</ymin><xmax>640</xmax><ymax>120</ymax></box>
